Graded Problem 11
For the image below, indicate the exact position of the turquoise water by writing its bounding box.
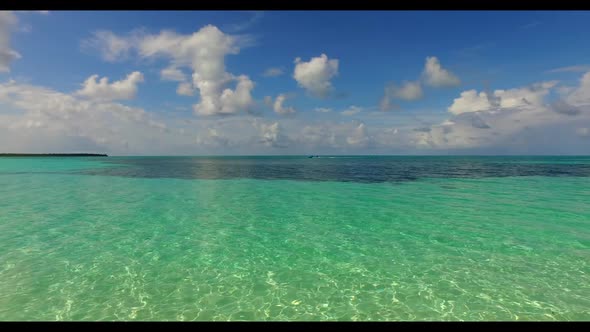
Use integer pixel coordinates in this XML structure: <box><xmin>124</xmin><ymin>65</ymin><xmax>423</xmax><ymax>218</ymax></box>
<box><xmin>0</xmin><ymin>156</ymin><xmax>589</xmax><ymax>321</ymax></box>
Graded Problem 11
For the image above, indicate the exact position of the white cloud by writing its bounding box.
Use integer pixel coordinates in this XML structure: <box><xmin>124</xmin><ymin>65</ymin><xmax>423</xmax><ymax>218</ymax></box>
<box><xmin>85</xmin><ymin>25</ymin><xmax>255</xmax><ymax>116</ymax></box>
<box><xmin>76</xmin><ymin>71</ymin><xmax>144</xmax><ymax>101</ymax></box>
<box><xmin>497</xmin><ymin>81</ymin><xmax>557</xmax><ymax>108</ymax></box>
<box><xmin>447</xmin><ymin>90</ymin><xmax>495</xmax><ymax>115</ymax></box>
<box><xmin>298</xmin><ymin>121</ymin><xmax>373</xmax><ymax>150</ymax></box>
<box><xmin>293</xmin><ymin>53</ymin><xmax>339</xmax><ymax>98</ymax></box>
<box><xmin>273</xmin><ymin>94</ymin><xmax>296</xmax><ymax>115</ymax></box>
<box><xmin>161</xmin><ymin>66</ymin><xmax>187</xmax><ymax>81</ymax></box>
<box><xmin>6</xmin><ymin>20</ymin><xmax>590</xmax><ymax>156</ymax></box>
<box><xmin>82</xmin><ymin>30</ymin><xmax>135</xmax><ymax>62</ymax></box>
<box><xmin>346</xmin><ymin>121</ymin><xmax>370</xmax><ymax>147</ymax></box>
<box><xmin>1</xmin><ymin>72</ymin><xmax>375</xmax><ymax>154</ymax></box>
<box><xmin>0</xmin><ymin>79</ymin><xmax>297</xmax><ymax>155</ymax></box>
<box><xmin>413</xmin><ymin>74</ymin><xmax>590</xmax><ymax>151</ymax></box>
<box><xmin>391</xmin><ymin>81</ymin><xmax>423</xmax><ymax>101</ymax></box>
<box><xmin>379</xmin><ymin>94</ymin><xmax>396</xmax><ymax>112</ymax></box>
<box><xmin>565</xmin><ymin>71</ymin><xmax>590</xmax><ymax>106</ymax></box>
<box><xmin>3</xmin><ymin>75</ymin><xmax>589</xmax><ymax>155</ymax></box>
<box><xmin>204</xmin><ymin>128</ymin><xmax>229</xmax><ymax>146</ymax></box>
<box><xmin>380</xmin><ymin>56</ymin><xmax>455</xmax><ymax>111</ymax></box>
<box><xmin>0</xmin><ymin>80</ymin><xmax>171</xmax><ymax>154</ymax></box>
<box><xmin>422</xmin><ymin>56</ymin><xmax>460</xmax><ymax>87</ymax></box>
<box><xmin>0</xmin><ymin>11</ymin><xmax>20</xmax><ymax>72</ymax></box>
<box><xmin>341</xmin><ymin>105</ymin><xmax>363</xmax><ymax>116</ymax></box>
<box><xmin>257</xmin><ymin>121</ymin><xmax>289</xmax><ymax>148</ymax></box>
<box><xmin>192</xmin><ymin>74</ymin><xmax>254</xmax><ymax>116</ymax></box>
<box><xmin>141</xmin><ymin>26</ymin><xmax>254</xmax><ymax>116</ymax></box>
<box><xmin>315</xmin><ymin>107</ymin><xmax>332</xmax><ymax>113</ymax></box>
<box><xmin>176</xmin><ymin>82</ymin><xmax>195</xmax><ymax>96</ymax></box>
<box><xmin>551</xmin><ymin>100</ymin><xmax>581</xmax><ymax>116</ymax></box>
<box><xmin>448</xmin><ymin>81</ymin><xmax>557</xmax><ymax>115</ymax></box>
<box><xmin>380</xmin><ymin>80</ymin><xmax>423</xmax><ymax>111</ymax></box>
<box><xmin>300</xmin><ymin>124</ymin><xmax>336</xmax><ymax>147</ymax></box>
<box><xmin>262</xmin><ymin>67</ymin><xmax>284</xmax><ymax>77</ymax></box>
<box><xmin>547</xmin><ymin>65</ymin><xmax>590</xmax><ymax>73</ymax></box>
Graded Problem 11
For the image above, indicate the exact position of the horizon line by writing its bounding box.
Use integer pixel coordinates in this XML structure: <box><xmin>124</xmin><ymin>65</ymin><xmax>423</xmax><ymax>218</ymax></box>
<box><xmin>2</xmin><ymin>153</ymin><xmax>590</xmax><ymax>157</ymax></box>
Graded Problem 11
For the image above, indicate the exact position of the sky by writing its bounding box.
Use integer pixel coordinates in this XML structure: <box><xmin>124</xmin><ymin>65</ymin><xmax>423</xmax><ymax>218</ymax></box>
<box><xmin>1</xmin><ymin>10</ymin><xmax>590</xmax><ymax>155</ymax></box>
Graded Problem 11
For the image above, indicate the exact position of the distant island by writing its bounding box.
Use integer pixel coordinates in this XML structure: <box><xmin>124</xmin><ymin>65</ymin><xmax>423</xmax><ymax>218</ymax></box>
<box><xmin>0</xmin><ymin>153</ymin><xmax>108</xmax><ymax>157</ymax></box>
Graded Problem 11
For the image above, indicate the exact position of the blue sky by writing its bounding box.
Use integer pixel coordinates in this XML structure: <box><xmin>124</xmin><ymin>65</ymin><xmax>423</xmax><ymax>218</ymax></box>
<box><xmin>1</xmin><ymin>11</ymin><xmax>590</xmax><ymax>155</ymax></box>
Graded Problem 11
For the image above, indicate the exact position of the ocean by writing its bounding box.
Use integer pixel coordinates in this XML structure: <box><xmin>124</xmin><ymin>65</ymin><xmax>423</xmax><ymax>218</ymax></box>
<box><xmin>0</xmin><ymin>156</ymin><xmax>589</xmax><ymax>320</ymax></box>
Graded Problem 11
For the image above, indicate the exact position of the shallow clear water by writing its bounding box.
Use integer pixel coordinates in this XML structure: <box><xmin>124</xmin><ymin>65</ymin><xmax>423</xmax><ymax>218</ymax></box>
<box><xmin>0</xmin><ymin>156</ymin><xmax>589</xmax><ymax>321</ymax></box>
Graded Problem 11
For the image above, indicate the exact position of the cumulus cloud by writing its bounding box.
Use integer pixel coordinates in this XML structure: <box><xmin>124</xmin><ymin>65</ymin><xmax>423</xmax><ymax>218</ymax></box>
<box><xmin>469</xmin><ymin>114</ymin><xmax>491</xmax><ymax>129</ymax></box>
<box><xmin>176</xmin><ymin>82</ymin><xmax>195</xmax><ymax>96</ymax></box>
<box><xmin>204</xmin><ymin>128</ymin><xmax>229</xmax><ymax>146</ymax></box>
<box><xmin>380</xmin><ymin>80</ymin><xmax>423</xmax><ymax>111</ymax></box>
<box><xmin>0</xmin><ymin>80</ymin><xmax>172</xmax><ymax>154</ymax></box>
<box><xmin>161</xmin><ymin>66</ymin><xmax>187</xmax><ymax>81</ymax></box>
<box><xmin>293</xmin><ymin>54</ymin><xmax>339</xmax><ymax>98</ymax></box>
<box><xmin>193</xmin><ymin>74</ymin><xmax>254</xmax><ymax>116</ymax></box>
<box><xmin>0</xmin><ymin>11</ymin><xmax>20</xmax><ymax>72</ymax></box>
<box><xmin>272</xmin><ymin>94</ymin><xmax>296</xmax><ymax>115</ymax></box>
<box><xmin>411</xmin><ymin>72</ymin><xmax>590</xmax><ymax>151</ymax></box>
<box><xmin>258</xmin><ymin>121</ymin><xmax>289</xmax><ymax>148</ymax></box>
<box><xmin>0</xmin><ymin>79</ymin><xmax>302</xmax><ymax>155</ymax></box>
<box><xmin>422</xmin><ymin>56</ymin><xmax>460</xmax><ymax>87</ymax></box>
<box><xmin>447</xmin><ymin>90</ymin><xmax>494</xmax><ymax>115</ymax></box>
<box><xmin>390</xmin><ymin>81</ymin><xmax>423</xmax><ymax>101</ymax></box>
<box><xmin>448</xmin><ymin>81</ymin><xmax>557</xmax><ymax>115</ymax></box>
<box><xmin>551</xmin><ymin>100</ymin><xmax>581</xmax><ymax>116</ymax></box>
<box><xmin>4</xmin><ymin>74</ymin><xmax>588</xmax><ymax>155</ymax></box>
<box><xmin>379</xmin><ymin>94</ymin><xmax>397</xmax><ymax>112</ymax></box>
<box><xmin>140</xmin><ymin>26</ymin><xmax>255</xmax><ymax>116</ymax></box>
<box><xmin>380</xmin><ymin>56</ymin><xmax>457</xmax><ymax>111</ymax></box>
<box><xmin>262</xmin><ymin>67</ymin><xmax>284</xmax><ymax>77</ymax></box>
<box><xmin>6</xmin><ymin>18</ymin><xmax>590</xmax><ymax>155</ymax></box>
<box><xmin>298</xmin><ymin>121</ymin><xmax>373</xmax><ymax>150</ymax></box>
<box><xmin>565</xmin><ymin>71</ymin><xmax>590</xmax><ymax>106</ymax></box>
<box><xmin>300</xmin><ymin>124</ymin><xmax>336</xmax><ymax>147</ymax></box>
<box><xmin>84</xmin><ymin>25</ymin><xmax>255</xmax><ymax>116</ymax></box>
<box><xmin>346</xmin><ymin>121</ymin><xmax>370</xmax><ymax>147</ymax></box>
<box><xmin>341</xmin><ymin>105</ymin><xmax>363</xmax><ymax>116</ymax></box>
<box><xmin>75</xmin><ymin>71</ymin><xmax>144</xmax><ymax>101</ymax></box>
